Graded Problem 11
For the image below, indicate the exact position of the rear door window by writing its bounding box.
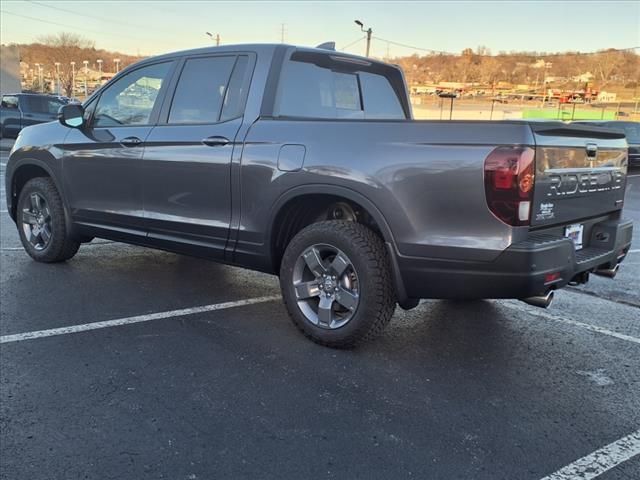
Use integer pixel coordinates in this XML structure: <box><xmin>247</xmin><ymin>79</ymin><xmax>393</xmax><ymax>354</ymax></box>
<box><xmin>168</xmin><ymin>56</ymin><xmax>237</xmax><ymax>124</ymax></box>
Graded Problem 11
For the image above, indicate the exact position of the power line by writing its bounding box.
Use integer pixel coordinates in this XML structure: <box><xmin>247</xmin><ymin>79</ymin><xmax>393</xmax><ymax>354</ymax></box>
<box><xmin>341</xmin><ymin>36</ymin><xmax>366</xmax><ymax>51</ymax></box>
<box><xmin>25</xmin><ymin>0</ymin><xmax>172</xmax><ymax>33</ymax></box>
<box><xmin>372</xmin><ymin>35</ymin><xmax>639</xmax><ymax>58</ymax></box>
<box><xmin>0</xmin><ymin>10</ymin><xmax>146</xmax><ymax>40</ymax></box>
<box><xmin>373</xmin><ymin>36</ymin><xmax>452</xmax><ymax>55</ymax></box>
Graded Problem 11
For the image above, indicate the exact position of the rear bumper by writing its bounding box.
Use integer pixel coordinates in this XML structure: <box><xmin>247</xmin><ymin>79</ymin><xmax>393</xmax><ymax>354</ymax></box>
<box><xmin>397</xmin><ymin>217</ymin><xmax>633</xmax><ymax>300</ymax></box>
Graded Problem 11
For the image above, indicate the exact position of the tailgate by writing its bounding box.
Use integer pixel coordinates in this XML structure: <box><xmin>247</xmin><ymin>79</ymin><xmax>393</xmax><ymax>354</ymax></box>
<box><xmin>529</xmin><ymin>123</ymin><xmax>628</xmax><ymax>227</ymax></box>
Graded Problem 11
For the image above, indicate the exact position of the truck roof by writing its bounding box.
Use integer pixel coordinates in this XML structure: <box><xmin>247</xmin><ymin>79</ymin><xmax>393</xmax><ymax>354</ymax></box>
<box><xmin>132</xmin><ymin>43</ymin><xmax>392</xmax><ymax>69</ymax></box>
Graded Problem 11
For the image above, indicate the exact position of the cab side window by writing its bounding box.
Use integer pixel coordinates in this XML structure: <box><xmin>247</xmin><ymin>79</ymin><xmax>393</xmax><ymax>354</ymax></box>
<box><xmin>168</xmin><ymin>56</ymin><xmax>238</xmax><ymax>124</ymax></box>
<box><xmin>92</xmin><ymin>62</ymin><xmax>171</xmax><ymax>127</ymax></box>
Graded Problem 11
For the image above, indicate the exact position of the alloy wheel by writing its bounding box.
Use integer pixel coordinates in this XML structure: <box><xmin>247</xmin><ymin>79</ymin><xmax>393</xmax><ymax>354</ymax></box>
<box><xmin>21</xmin><ymin>192</ymin><xmax>52</xmax><ymax>251</ymax></box>
<box><xmin>292</xmin><ymin>243</ymin><xmax>360</xmax><ymax>329</ymax></box>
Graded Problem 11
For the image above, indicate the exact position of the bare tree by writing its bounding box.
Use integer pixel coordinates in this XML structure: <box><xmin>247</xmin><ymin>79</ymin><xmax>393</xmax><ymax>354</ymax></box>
<box><xmin>35</xmin><ymin>33</ymin><xmax>94</xmax><ymax>96</ymax></box>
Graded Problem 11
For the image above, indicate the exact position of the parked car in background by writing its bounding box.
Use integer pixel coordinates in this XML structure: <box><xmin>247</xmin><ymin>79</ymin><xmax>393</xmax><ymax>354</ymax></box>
<box><xmin>0</xmin><ymin>93</ymin><xmax>69</xmax><ymax>138</ymax></box>
<box><xmin>572</xmin><ymin>120</ymin><xmax>640</xmax><ymax>168</ymax></box>
<box><xmin>5</xmin><ymin>44</ymin><xmax>634</xmax><ymax>347</ymax></box>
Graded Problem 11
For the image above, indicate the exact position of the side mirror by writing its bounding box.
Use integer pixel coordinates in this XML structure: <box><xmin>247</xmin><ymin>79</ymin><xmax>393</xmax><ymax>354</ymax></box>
<box><xmin>58</xmin><ymin>103</ymin><xmax>85</xmax><ymax>129</ymax></box>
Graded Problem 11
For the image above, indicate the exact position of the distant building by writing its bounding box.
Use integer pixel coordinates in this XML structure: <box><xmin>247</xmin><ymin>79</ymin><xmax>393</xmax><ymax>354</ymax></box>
<box><xmin>1</xmin><ymin>45</ymin><xmax>21</xmax><ymax>95</ymax></box>
<box><xmin>573</xmin><ymin>72</ymin><xmax>595</xmax><ymax>83</ymax></box>
<box><xmin>597</xmin><ymin>91</ymin><xmax>617</xmax><ymax>102</ymax></box>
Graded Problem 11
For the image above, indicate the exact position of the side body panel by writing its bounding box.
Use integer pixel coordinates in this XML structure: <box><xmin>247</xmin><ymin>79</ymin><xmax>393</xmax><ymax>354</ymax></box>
<box><xmin>142</xmin><ymin>120</ymin><xmax>242</xmax><ymax>258</ymax></box>
<box><xmin>236</xmin><ymin>120</ymin><xmax>538</xmax><ymax>271</ymax></box>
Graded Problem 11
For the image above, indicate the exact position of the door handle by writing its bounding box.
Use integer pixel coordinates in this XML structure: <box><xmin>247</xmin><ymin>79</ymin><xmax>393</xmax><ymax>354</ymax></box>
<box><xmin>202</xmin><ymin>136</ymin><xmax>229</xmax><ymax>147</ymax></box>
<box><xmin>120</xmin><ymin>136</ymin><xmax>142</xmax><ymax>147</ymax></box>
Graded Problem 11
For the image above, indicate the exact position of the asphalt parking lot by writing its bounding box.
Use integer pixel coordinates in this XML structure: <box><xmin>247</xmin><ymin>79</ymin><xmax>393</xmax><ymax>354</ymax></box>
<box><xmin>1</xmin><ymin>144</ymin><xmax>639</xmax><ymax>479</ymax></box>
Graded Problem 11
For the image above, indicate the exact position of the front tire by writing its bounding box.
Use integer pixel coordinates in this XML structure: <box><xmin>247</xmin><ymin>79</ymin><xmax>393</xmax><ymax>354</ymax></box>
<box><xmin>16</xmin><ymin>177</ymin><xmax>80</xmax><ymax>263</ymax></box>
<box><xmin>280</xmin><ymin>221</ymin><xmax>396</xmax><ymax>348</ymax></box>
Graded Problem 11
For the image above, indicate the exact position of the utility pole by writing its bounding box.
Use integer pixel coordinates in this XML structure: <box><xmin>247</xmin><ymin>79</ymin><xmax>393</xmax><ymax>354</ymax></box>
<box><xmin>354</xmin><ymin>20</ymin><xmax>372</xmax><ymax>57</ymax></box>
<box><xmin>114</xmin><ymin>58</ymin><xmax>120</xmax><ymax>73</ymax></box>
<box><xmin>97</xmin><ymin>59</ymin><xmax>103</xmax><ymax>75</ymax></box>
<box><xmin>206</xmin><ymin>32</ymin><xmax>220</xmax><ymax>46</ymax></box>
<box><xmin>70</xmin><ymin>62</ymin><xmax>76</xmax><ymax>98</ymax></box>
<box><xmin>280</xmin><ymin>23</ymin><xmax>286</xmax><ymax>43</ymax></box>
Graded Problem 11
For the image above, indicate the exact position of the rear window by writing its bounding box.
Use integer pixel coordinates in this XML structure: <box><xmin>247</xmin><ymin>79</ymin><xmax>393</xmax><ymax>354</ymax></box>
<box><xmin>274</xmin><ymin>54</ymin><xmax>406</xmax><ymax>120</ymax></box>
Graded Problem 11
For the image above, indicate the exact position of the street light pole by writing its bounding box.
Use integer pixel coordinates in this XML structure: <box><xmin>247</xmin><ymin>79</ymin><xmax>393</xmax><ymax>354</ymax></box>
<box><xmin>97</xmin><ymin>59</ymin><xmax>103</xmax><ymax>76</ymax></box>
<box><xmin>354</xmin><ymin>20</ymin><xmax>372</xmax><ymax>57</ymax></box>
<box><xmin>54</xmin><ymin>62</ymin><xmax>61</xmax><ymax>95</ymax></box>
<box><xmin>83</xmin><ymin>60</ymin><xmax>89</xmax><ymax>97</ymax></box>
<box><xmin>34</xmin><ymin>63</ymin><xmax>41</xmax><ymax>92</ymax></box>
<box><xmin>70</xmin><ymin>61</ymin><xmax>76</xmax><ymax>98</ymax></box>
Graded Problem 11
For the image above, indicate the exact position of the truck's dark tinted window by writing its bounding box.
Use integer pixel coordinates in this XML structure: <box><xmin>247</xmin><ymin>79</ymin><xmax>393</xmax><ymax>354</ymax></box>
<box><xmin>275</xmin><ymin>58</ymin><xmax>405</xmax><ymax>120</ymax></box>
<box><xmin>169</xmin><ymin>56</ymin><xmax>236</xmax><ymax>124</ymax></box>
<box><xmin>359</xmin><ymin>72</ymin><xmax>405</xmax><ymax>119</ymax></box>
<box><xmin>24</xmin><ymin>96</ymin><xmax>67</xmax><ymax>114</ymax></box>
<box><xmin>1</xmin><ymin>96</ymin><xmax>19</xmax><ymax>109</ymax></box>
<box><xmin>93</xmin><ymin>62</ymin><xmax>171</xmax><ymax>127</ymax></box>
<box><xmin>275</xmin><ymin>61</ymin><xmax>363</xmax><ymax>119</ymax></box>
<box><xmin>220</xmin><ymin>55</ymin><xmax>250</xmax><ymax>122</ymax></box>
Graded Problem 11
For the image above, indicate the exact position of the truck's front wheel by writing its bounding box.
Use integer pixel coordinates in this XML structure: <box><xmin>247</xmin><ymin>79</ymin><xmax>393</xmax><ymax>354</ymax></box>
<box><xmin>280</xmin><ymin>221</ymin><xmax>396</xmax><ymax>348</ymax></box>
<box><xmin>16</xmin><ymin>177</ymin><xmax>80</xmax><ymax>263</ymax></box>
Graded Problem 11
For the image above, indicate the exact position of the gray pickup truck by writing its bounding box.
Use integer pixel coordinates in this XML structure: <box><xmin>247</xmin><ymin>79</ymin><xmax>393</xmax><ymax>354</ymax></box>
<box><xmin>5</xmin><ymin>44</ymin><xmax>633</xmax><ymax>347</ymax></box>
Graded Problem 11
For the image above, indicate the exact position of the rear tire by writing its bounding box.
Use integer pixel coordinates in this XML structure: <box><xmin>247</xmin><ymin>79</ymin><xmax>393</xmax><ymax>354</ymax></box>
<box><xmin>16</xmin><ymin>177</ymin><xmax>80</xmax><ymax>263</ymax></box>
<box><xmin>280</xmin><ymin>221</ymin><xmax>396</xmax><ymax>348</ymax></box>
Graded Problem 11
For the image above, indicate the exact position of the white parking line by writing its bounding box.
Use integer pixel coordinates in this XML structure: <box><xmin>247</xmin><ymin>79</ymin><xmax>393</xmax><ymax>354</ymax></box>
<box><xmin>1</xmin><ymin>241</ymin><xmax>114</xmax><ymax>252</ymax></box>
<box><xmin>539</xmin><ymin>429</ymin><xmax>640</xmax><ymax>480</ymax></box>
<box><xmin>500</xmin><ymin>301</ymin><xmax>640</xmax><ymax>345</ymax></box>
<box><xmin>0</xmin><ymin>295</ymin><xmax>280</xmax><ymax>344</ymax></box>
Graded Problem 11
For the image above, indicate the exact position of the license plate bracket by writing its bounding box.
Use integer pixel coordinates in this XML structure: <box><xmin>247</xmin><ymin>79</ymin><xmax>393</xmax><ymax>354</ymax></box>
<box><xmin>564</xmin><ymin>223</ymin><xmax>584</xmax><ymax>250</ymax></box>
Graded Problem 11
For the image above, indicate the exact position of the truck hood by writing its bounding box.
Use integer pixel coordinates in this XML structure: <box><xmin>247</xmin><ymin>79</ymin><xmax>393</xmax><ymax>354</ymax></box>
<box><xmin>12</xmin><ymin>120</ymin><xmax>70</xmax><ymax>155</ymax></box>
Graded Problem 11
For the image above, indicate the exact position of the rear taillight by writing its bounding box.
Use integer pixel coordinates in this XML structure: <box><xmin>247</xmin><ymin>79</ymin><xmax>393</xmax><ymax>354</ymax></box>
<box><xmin>484</xmin><ymin>146</ymin><xmax>535</xmax><ymax>226</ymax></box>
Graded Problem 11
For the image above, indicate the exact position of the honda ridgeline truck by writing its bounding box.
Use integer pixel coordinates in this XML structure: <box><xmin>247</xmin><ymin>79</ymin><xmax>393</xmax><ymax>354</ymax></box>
<box><xmin>5</xmin><ymin>44</ymin><xmax>633</xmax><ymax>347</ymax></box>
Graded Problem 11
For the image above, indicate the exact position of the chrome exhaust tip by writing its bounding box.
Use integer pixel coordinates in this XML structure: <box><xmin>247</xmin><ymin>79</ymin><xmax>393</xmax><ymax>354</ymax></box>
<box><xmin>521</xmin><ymin>290</ymin><xmax>554</xmax><ymax>308</ymax></box>
<box><xmin>594</xmin><ymin>264</ymin><xmax>619</xmax><ymax>279</ymax></box>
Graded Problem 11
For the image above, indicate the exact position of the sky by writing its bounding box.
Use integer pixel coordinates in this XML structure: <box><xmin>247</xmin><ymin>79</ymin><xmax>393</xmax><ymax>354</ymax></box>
<box><xmin>1</xmin><ymin>0</ymin><xmax>639</xmax><ymax>58</ymax></box>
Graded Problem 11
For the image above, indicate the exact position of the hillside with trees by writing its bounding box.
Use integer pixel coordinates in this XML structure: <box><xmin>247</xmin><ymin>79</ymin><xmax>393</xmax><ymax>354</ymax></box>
<box><xmin>390</xmin><ymin>46</ymin><xmax>639</xmax><ymax>95</ymax></box>
<box><xmin>13</xmin><ymin>33</ymin><xmax>143</xmax><ymax>95</ymax></box>
<box><xmin>8</xmin><ymin>32</ymin><xmax>639</xmax><ymax>99</ymax></box>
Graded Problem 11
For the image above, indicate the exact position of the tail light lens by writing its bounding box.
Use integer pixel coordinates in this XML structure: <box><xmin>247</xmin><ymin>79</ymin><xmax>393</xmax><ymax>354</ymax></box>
<box><xmin>484</xmin><ymin>146</ymin><xmax>535</xmax><ymax>226</ymax></box>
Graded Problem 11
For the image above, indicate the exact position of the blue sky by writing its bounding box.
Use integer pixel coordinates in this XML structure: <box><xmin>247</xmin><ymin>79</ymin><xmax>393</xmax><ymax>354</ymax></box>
<box><xmin>1</xmin><ymin>0</ymin><xmax>638</xmax><ymax>57</ymax></box>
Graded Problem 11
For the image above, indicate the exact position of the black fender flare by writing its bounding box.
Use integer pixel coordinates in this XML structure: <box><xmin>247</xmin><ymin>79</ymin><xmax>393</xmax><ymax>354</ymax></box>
<box><xmin>6</xmin><ymin>155</ymin><xmax>78</xmax><ymax>239</ymax></box>
<box><xmin>268</xmin><ymin>184</ymin><xmax>412</xmax><ymax>306</ymax></box>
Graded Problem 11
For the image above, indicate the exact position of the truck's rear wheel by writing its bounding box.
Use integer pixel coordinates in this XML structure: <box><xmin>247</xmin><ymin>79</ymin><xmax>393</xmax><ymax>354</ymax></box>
<box><xmin>280</xmin><ymin>221</ymin><xmax>396</xmax><ymax>348</ymax></box>
<box><xmin>16</xmin><ymin>177</ymin><xmax>80</xmax><ymax>263</ymax></box>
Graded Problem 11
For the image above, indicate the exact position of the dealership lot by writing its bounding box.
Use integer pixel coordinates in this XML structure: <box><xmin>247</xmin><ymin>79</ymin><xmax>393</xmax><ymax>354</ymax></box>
<box><xmin>1</xmin><ymin>147</ymin><xmax>639</xmax><ymax>479</ymax></box>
